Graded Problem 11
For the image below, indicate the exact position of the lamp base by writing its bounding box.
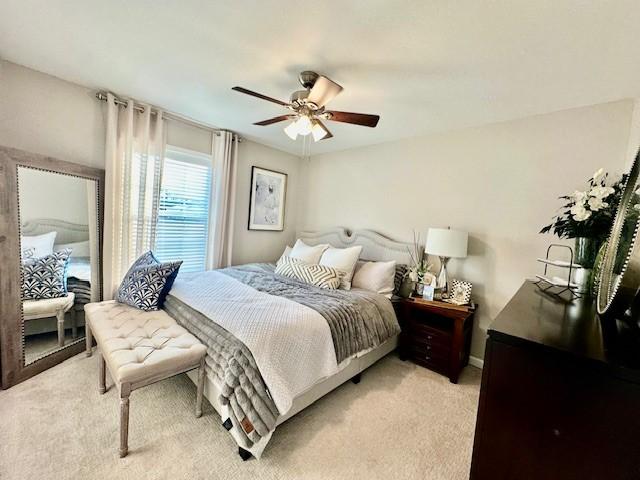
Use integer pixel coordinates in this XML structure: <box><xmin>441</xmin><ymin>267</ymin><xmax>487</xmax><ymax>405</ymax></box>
<box><xmin>436</xmin><ymin>257</ymin><xmax>450</xmax><ymax>298</ymax></box>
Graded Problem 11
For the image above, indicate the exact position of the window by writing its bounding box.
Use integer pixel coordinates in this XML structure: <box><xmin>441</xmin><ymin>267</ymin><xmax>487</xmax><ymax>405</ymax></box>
<box><xmin>154</xmin><ymin>147</ymin><xmax>213</xmax><ymax>273</ymax></box>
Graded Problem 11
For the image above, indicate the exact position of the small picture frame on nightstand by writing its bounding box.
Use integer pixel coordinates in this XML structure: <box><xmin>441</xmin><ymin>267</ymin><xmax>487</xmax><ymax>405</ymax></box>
<box><xmin>445</xmin><ymin>279</ymin><xmax>472</xmax><ymax>305</ymax></box>
<box><xmin>422</xmin><ymin>284</ymin><xmax>435</xmax><ymax>301</ymax></box>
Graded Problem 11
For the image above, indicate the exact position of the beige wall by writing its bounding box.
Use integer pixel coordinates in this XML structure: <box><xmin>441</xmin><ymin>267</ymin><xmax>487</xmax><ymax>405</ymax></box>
<box><xmin>0</xmin><ymin>60</ymin><xmax>105</xmax><ymax>168</ymax></box>
<box><xmin>0</xmin><ymin>60</ymin><xmax>300</xmax><ymax>265</ymax></box>
<box><xmin>232</xmin><ymin>140</ymin><xmax>299</xmax><ymax>265</ymax></box>
<box><xmin>298</xmin><ymin>100</ymin><xmax>635</xmax><ymax>359</ymax></box>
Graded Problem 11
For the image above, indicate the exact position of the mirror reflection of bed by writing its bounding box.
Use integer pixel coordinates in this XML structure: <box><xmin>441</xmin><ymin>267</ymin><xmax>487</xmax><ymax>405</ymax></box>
<box><xmin>18</xmin><ymin>167</ymin><xmax>99</xmax><ymax>365</ymax></box>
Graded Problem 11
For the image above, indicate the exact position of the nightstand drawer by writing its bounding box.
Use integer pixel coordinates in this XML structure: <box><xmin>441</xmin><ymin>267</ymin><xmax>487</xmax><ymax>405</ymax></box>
<box><xmin>408</xmin><ymin>342</ymin><xmax>449</xmax><ymax>362</ymax></box>
<box><xmin>408</xmin><ymin>345</ymin><xmax>449</xmax><ymax>372</ymax></box>
<box><xmin>409</xmin><ymin>322</ymin><xmax>451</xmax><ymax>346</ymax></box>
<box><xmin>411</xmin><ymin>335</ymin><xmax>450</xmax><ymax>357</ymax></box>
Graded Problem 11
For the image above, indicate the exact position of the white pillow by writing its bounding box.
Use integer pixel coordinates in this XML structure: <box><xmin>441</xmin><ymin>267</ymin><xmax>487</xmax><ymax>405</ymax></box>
<box><xmin>352</xmin><ymin>260</ymin><xmax>397</xmax><ymax>298</ymax></box>
<box><xmin>21</xmin><ymin>231</ymin><xmax>57</xmax><ymax>258</ymax></box>
<box><xmin>277</xmin><ymin>245</ymin><xmax>292</xmax><ymax>264</ymax></box>
<box><xmin>319</xmin><ymin>245</ymin><xmax>363</xmax><ymax>290</ymax></box>
<box><xmin>56</xmin><ymin>240</ymin><xmax>91</xmax><ymax>258</ymax></box>
<box><xmin>289</xmin><ymin>239</ymin><xmax>329</xmax><ymax>265</ymax></box>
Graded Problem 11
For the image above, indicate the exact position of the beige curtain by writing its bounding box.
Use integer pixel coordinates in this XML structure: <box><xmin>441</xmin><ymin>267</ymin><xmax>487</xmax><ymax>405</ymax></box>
<box><xmin>86</xmin><ymin>181</ymin><xmax>99</xmax><ymax>302</ymax></box>
<box><xmin>206</xmin><ymin>131</ymin><xmax>238</xmax><ymax>269</ymax></box>
<box><xmin>103</xmin><ymin>93</ymin><xmax>165</xmax><ymax>298</ymax></box>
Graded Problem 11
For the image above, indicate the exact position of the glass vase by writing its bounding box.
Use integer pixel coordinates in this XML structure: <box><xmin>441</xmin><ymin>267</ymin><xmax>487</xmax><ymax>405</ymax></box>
<box><xmin>573</xmin><ymin>237</ymin><xmax>600</xmax><ymax>296</ymax></box>
<box><xmin>398</xmin><ymin>279</ymin><xmax>415</xmax><ymax>298</ymax></box>
<box><xmin>574</xmin><ymin>237</ymin><xmax>599</xmax><ymax>268</ymax></box>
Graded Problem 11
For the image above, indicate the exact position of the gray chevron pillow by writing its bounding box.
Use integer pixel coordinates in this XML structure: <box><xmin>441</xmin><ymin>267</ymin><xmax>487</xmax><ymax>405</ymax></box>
<box><xmin>22</xmin><ymin>249</ymin><xmax>71</xmax><ymax>300</ymax></box>
<box><xmin>116</xmin><ymin>251</ymin><xmax>182</xmax><ymax>311</ymax></box>
<box><xmin>275</xmin><ymin>256</ymin><xmax>342</xmax><ymax>290</ymax></box>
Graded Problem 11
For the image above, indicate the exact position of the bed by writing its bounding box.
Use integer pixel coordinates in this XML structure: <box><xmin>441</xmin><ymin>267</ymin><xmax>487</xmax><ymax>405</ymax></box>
<box><xmin>164</xmin><ymin>228</ymin><xmax>411</xmax><ymax>459</ymax></box>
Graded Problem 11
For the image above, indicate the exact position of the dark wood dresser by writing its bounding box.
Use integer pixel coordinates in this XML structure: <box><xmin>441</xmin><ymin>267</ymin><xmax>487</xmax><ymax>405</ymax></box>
<box><xmin>470</xmin><ymin>281</ymin><xmax>640</xmax><ymax>480</ymax></box>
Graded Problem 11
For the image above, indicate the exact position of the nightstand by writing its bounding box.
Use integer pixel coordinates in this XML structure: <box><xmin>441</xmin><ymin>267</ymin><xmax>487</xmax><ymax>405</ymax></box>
<box><xmin>394</xmin><ymin>296</ymin><xmax>475</xmax><ymax>383</ymax></box>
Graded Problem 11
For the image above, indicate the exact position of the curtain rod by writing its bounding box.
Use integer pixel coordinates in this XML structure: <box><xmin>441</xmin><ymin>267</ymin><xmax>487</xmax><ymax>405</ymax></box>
<box><xmin>95</xmin><ymin>91</ymin><xmax>242</xmax><ymax>141</ymax></box>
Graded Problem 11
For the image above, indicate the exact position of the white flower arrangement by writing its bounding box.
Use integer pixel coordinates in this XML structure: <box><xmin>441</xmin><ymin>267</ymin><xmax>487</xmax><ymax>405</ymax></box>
<box><xmin>405</xmin><ymin>230</ymin><xmax>433</xmax><ymax>284</ymax></box>
<box><xmin>541</xmin><ymin>168</ymin><xmax>625</xmax><ymax>241</ymax></box>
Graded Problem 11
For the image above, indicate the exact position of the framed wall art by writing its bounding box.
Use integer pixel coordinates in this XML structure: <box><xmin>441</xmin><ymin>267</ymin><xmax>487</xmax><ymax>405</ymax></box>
<box><xmin>248</xmin><ymin>166</ymin><xmax>287</xmax><ymax>231</ymax></box>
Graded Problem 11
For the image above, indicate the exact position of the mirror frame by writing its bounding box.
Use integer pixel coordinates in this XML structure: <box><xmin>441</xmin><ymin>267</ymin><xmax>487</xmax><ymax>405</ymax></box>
<box><xmin>597</xmin><ymin>151</ymin><xmax>640</xmax><ymax>318</ymax></box>
<box><xmin>0</xmin><ymin>146</ymin><xmax>104</xmax><ymax>389</ymax></box>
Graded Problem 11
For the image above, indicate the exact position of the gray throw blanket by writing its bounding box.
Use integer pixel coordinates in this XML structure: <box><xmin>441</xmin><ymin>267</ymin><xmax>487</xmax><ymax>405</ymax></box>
<box><xmin>164</xmin><ymin>263</ymin><xmax>400</xmax><ymax>453</ymax></box>
<box><xmin>164</xmin><ymin>295</ymin><xmax>279</xmax><ymax>448</ymax></box>
<box><xmin>220</xmin><ymin>263</ymin><xmax>400</xmax><ymax>363</ymax></box>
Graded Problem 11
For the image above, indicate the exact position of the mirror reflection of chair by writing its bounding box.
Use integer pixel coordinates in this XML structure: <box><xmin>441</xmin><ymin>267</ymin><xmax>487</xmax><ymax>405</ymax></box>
<box><xmin>23</xmin><ymin>292</ymin><xmax>76</xmax><ymax>347</ymax></box>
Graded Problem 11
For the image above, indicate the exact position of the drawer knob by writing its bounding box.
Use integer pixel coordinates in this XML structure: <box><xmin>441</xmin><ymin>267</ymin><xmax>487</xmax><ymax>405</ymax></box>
<box><xmin>425</xmin><ymin>355</ymin><xmax>431</xmax><ymax>360</ymax></box>
<box><xmin>426</xmin><ymin>345</ymin><xmax>432</xmax><ymax>350</ymax></box>
<box><xmin>427</xmin><ymin>335</ymin><xmax>433</xmax><ymax>340</ymax></box>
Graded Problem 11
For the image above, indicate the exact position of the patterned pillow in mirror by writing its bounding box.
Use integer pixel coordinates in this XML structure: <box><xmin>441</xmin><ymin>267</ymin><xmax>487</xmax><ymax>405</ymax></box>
<box><xmin>21</xmin><ymin>248</ymin><xmax>72</xmax><ymax>300</ymax></box>
<box><xmin>116</xmin><ymin>251</ymin><xmax>182</xmax><ymax>311</ymax></box>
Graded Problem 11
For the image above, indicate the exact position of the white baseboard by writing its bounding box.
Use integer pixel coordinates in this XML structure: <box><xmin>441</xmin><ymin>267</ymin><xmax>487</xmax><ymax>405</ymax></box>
<box><xmin>469</xmin><ymin>355</ymin><xmax>484</xmax><ymax>369</ymax></box>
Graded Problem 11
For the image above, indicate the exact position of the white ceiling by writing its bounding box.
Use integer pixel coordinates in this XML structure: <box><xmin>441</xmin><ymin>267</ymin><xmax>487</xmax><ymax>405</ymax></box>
<box><xmin>2</xmin><ymin>0</ymin><xmax>640</xmax><ymax>156</ymax></box>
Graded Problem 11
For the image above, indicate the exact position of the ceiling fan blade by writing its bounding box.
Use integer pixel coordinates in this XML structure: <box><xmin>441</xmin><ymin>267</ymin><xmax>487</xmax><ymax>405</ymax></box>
<box><xmin>253</xmin><ymin>115</ymin><xmax>293</xmax><ymax>126</ymax></box>
<box><xmin>316</xmin><ymin>120</ymin><xmax>333</xmax><ymax>140</ymax></box>
<box><xmin>326</xmin><ymin>110</ymin><xmax>380</xmax><ymax>128</ymax></box>
<box><xmin>232</xmin><ymin>86</ymin><xmax>289</xmax><ymax>106</ymax></box>
<box><xmin>307</xmin><ymin>76</ymin><xmax>343</xmax><ymax>107</ymax></box>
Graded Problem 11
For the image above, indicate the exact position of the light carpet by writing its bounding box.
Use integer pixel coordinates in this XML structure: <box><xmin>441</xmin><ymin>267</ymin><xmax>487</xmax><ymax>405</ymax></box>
<box><xmin>0</xmin><ymin>352</ymin><xmax>481</xmax><ymax>480</ymax></box>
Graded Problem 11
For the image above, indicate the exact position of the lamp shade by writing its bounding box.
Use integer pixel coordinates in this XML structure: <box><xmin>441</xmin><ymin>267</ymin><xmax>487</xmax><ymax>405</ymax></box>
<box><xmin>425</xmin><ymin>228</ymin><xmax>468</xmax><ymax>258</ymax></box>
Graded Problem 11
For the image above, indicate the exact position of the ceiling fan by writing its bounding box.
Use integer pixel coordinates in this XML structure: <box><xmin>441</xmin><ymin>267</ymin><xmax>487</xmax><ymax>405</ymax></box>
<box><xmin>232</xmin><ymin>71</ymin><xmax>380</xmax><ymax>142</ymax></box>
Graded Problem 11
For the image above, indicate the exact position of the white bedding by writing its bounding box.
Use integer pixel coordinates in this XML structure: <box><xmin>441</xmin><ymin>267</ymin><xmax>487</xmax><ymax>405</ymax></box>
<box><xmin>67</xmin><ymin>257</ymin><xmax>92</xmax><ymax>282</ymax></box>
<box><xmin>170</xmin><ymin>270</ymin><xmax>339</xmax><ymax>414</ymax></box>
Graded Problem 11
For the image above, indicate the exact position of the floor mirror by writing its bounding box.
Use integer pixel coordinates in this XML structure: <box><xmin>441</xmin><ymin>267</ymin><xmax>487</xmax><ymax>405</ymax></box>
<box><xmin>0</xmin><ymin>146</ymin><xmax>104</xmax><ymax>388</ymax></box>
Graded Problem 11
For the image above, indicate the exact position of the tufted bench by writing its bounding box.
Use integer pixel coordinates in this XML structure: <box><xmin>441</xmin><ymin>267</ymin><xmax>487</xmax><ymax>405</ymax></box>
<box><xmin>84</xmin><ymin>301</ymin><xmax>207</xmax><ymax>457</ymax></box>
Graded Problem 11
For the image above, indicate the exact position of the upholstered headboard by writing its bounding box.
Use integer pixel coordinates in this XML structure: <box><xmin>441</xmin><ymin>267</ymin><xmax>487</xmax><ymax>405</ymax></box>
<box><xmin>21</xmin><ymin>218</ymin><xmax>89</xmax><ymax>245</ymax></box>
<box><xmin>298</xmin><ymin>228</ymin><xmax>413</xmax><ymax>265</ymax></box>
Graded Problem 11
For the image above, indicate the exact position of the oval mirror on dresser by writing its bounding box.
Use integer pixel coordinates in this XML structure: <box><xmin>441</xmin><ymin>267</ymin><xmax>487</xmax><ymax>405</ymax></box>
<box><xmin>0</xmin><ymin>146</ymin><xmax>104</xmax><ymax>388</ymax></box>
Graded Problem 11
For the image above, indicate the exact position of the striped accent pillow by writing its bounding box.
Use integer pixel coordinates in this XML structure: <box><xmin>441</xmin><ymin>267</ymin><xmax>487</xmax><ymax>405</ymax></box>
<box><xmin>394</xmin><ymin>264</ymin><xmax>409</xmax><ymax>294</ymax></box>
<box><xmin>275</xmin><ymin>256</ymin><xmax>342</xmax><ymax>290</ymax></box>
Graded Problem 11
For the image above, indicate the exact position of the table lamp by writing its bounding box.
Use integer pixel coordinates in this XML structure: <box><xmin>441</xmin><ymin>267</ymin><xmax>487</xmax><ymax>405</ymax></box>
<box><xmin>425</xmin><ymin>227</ymin><xmax>468</xmax><ymax>296</ymax></box>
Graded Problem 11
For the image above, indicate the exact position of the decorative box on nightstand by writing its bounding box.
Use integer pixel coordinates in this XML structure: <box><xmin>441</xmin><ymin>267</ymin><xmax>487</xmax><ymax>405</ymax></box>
<box><xmin>394</xmin><ymin>296</ymin><xmax>475</xmax><ymax>383</ymax></box>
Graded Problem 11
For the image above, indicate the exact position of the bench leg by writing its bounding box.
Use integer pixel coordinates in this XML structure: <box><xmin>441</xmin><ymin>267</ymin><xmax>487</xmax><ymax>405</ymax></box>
<box><xmin>85</xmin><ymin>319</ymin><xmax>93</xmax><ymax>357</ymax></box>
<box><xmin>98</xmin><ymin>353</ymin><xmax>106</xmax><ymax>394</ymax></box>
<box><xmin>120</xmin><ymin>384</ymin><xmax>131</xmax><ymax>458</ymax></box>
<box><xmin>71</xmin><ymin>308</ymin><xmax>78</xmax><ymax>339</ymax></box>
<box><xmin>56</xmin><ymin>310</ymin><xmax>65</xmax><ymax>347</ymax></box>
<box><xmin>196</xmin><ymin>357</ymin><xmax>205</xmax><ymax>418</ymax></box>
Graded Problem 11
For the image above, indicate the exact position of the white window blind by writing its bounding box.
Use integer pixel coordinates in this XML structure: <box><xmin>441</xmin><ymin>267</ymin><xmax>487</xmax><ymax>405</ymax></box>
<box><xmin>154</xmin><ymin>147</ymin><xmax>213</xmax><ymax>273</ymax></box>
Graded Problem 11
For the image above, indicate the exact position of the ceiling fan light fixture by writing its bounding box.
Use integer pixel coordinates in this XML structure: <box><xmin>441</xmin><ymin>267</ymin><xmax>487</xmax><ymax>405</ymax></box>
<box><xmin>295</xmin><ymin>115</ymin><xmax>313</xmax><ymax>136</ymax></box>
<box><xmin>232</xmin><ymin>71</ymin><xmax>380</xmax><ymax>141</ymax></box>
<box><xmin>311</xmin><ymin>121</ymin><xmax>328</xmax><ymax>142</ymax></box>
<box><xmin>284</xmin><ymin>121</ymin><xmax>299</xmax><ymax>140</ymax></box>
